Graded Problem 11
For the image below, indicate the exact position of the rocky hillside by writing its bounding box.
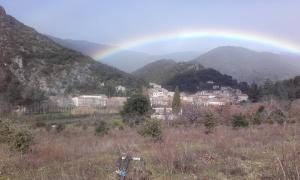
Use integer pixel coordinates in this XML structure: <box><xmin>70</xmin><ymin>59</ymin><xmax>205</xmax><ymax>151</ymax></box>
<box><xmin>133</xmin><ymin>59</ymin><xmax>204</xmax><ymax>84</ymax></box>
<box><xmin>0</xmin><ymin>6</ymin><xmax>144</xmax><ymax>105</ymax></box>
<box><xmin>192</xmin><ymin>46</ymin><xmax>300</xmax><ymax>84</ymax></box>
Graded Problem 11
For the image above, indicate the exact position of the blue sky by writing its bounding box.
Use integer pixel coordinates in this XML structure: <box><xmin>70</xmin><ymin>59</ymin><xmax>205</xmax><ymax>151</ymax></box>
<box><xmin>0</xmin><ymin>0</ymin><xmax>299</xmax><ymax>54</ymax></box>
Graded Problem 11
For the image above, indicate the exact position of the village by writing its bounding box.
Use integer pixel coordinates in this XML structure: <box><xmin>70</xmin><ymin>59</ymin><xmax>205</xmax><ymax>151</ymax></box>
<box><xmin>42</xmin><ymin>82</ymin><xmax>247</xmax><ymax>120</ymax></box>
<box><xmin>148</xmin><ymin>82</ymin><xmax>248</xmax><ymax>120</ymax></box>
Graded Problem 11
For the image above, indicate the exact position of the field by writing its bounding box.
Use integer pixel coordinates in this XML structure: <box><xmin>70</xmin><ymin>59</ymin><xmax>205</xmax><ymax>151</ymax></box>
<box><xmin>0</xmin><ymin>117</ymin><xmax>299</xmax><ymax>180</ymax></box>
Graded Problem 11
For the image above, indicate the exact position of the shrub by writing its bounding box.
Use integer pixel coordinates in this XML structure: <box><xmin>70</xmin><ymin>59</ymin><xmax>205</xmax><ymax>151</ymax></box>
<box><xmin>251</xmin><ymin>105</ymin><xmax>265</xmax><ymax>125</ymax></box>
<box><xmin>231</xmin><ymin>114</ymin><xmax>249</xmax><ymax>128</ymax></box>
<box><xmin>55</xmin><ymin>123</ymin><xmax>65</xmax><ymax>133</ymax></box>
<box><xmin>10</xmin><ymin>130</ymin><xmax>33</xmax><ymax>153</ymax></box>
<box><xmin>0</xmin><ymin>120</ymin><xmax>13</xmax><ymax>144</ymax></box>
<box><xmin>34</xmin><ymin>121</ymin><xmax>47</xmax><ymax>128</ymax></box>
<box><xmin>138</xmin><ymin>119</ymin><xmax>162</xmax><ymax>140</ymax></box>
<box><xmin>252</xmin><ymin>113</ymin><xmax>262</xmax><ymax>125</ymax></box>
<box><xmin>268</xmin><ymin>109</ymin><xmax>286</xmax><ymax>125</ymax></box>
<box><xmin>203</xmin><ymin>112</ymin><xmax>217</xmax><ymax>133</ymax></box>
<box><xmin>121</xmin><ymin>94</ymin><xmax>151</xmax><ymax>125</ymax></box>
<box><xmin>95</xmin><ymin>121</ymin><xmax>109</xmax><ymax>136</ymax></box>
<box><xmin>111</xmin><ymin>118</ymin><xmax>124</xmax><ymax>128</ymax></box>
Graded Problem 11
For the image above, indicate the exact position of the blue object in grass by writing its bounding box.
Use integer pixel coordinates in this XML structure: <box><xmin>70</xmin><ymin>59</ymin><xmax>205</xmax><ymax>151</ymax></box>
<box><xmin>119</xmin><ymin>170</ymin><xmax>126</xmax><ymax>177</ymax></box>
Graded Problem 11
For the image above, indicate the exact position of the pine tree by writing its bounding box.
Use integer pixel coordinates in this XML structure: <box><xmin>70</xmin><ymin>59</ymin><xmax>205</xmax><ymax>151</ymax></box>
<box><xmin>204</xmin><ymin>112</ymin><xmax>217</xmax><ymax>134</ymax></box>
<box><xmin>172</xmin><ymin>86</ymin><xmax>181</xmax><ymax>114</ymax></box>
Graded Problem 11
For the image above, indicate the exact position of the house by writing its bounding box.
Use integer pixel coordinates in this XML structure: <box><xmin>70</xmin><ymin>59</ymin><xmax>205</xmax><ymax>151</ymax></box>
<box><xmin>238</xmin><ymin>94</ymin><xmax>249</xmax><ymax>102</ymax></box>
<box><xmin>72</xmin><ymin>95</ymin><xmax>108</xmax><ymax>107</ymax></box>
<box><xmin>151</xmin><ymin>107</ymin><xmax>177</xmax><ymax>120</ymax></box>
<box><xmin>115</xmin><ymin>85</ymin><xmax>126</xmax><ymax>93</ymax></box>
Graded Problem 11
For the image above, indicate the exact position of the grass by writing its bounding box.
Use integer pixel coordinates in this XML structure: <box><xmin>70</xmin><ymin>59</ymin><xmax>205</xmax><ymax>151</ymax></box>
<box><xmin>0</xmin><ymin>121</ymin><xmax>299</xmax><ymax>179</ymax></box>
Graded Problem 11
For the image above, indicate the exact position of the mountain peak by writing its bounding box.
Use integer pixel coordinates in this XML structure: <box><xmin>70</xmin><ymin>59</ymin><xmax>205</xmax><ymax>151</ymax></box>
<box><xmin>0</xmin><ymin>6</ymin><xmax>6</xmax><ymax>16</ymax></box>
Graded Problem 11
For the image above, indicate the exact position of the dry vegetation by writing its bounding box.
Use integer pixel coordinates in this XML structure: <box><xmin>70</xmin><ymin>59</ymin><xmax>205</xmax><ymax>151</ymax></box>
<box><xmin>1</xmin><ymin>101</ymin><xmax>300</xmax><ymax>180</ymax></box>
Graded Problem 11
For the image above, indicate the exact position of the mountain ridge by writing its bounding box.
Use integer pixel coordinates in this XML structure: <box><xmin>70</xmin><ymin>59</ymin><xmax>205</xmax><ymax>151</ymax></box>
<box><xmin>192</xmin><ymin>46</ymin><xmax>300</xmax><ymax>84</ymax></box>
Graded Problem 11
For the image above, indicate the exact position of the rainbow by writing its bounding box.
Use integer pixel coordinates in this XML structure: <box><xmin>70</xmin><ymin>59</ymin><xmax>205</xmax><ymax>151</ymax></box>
<box><xmin>93</xmin><ymin>29</ymin><xmax>300</xmax><ymax>60</ymax></box>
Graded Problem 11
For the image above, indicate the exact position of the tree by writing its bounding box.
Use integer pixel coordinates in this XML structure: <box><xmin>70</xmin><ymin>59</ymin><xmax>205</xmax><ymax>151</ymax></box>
<box><xmin>121</xmin><ymin>94</ymin><xmax>151</xmax><ymax>125</ymax></box>
<box><xmin>248</xmin><ymin>83</ymin><xmax>262</xmax><ymax>102</ymax></box>
<box><xmin>182</xmin><ymin>104</ymin><xmax>201</xmax><ymax>125</ymax></box>
<box><xmin>172</xmin><ymin>86</ymin><xmax>181</xmax><ymax>114</ymax></box>
<box><xmin>203</xmin><ymin>112</ymin><xmax>217</xmax><ymax>133</ymax></box>
<box><xmin>262</xmin><ymin>79</ymin><xmax>274</xmax><ymax>97</ymax></box>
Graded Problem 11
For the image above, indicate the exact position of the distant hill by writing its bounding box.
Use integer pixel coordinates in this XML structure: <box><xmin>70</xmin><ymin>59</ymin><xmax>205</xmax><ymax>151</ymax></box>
<box><xmin>164</xmin><ymin>68</ymin><xmax>242</xmax><ymax>93</ymax></box>
<box><xmin>133</xmin><ymin>58</ymin><xmax>247</xmax><ymax>93</ymax></box>
<box><xmin>192</xmin><ymin>46</ymin><xmax>300</xmax><ymax>84</ymax></box>
<box><xmin>49</xmin><ymin>36</ymin><xmax>201</xmax><ymax>72</ymax></box>
<box><xmin>0</xmin><ymin>6</ymin><xmax>144</xmax><ymax>105</ymax></box>
<box><xmin>132</xmin><ymin>59</ymin><xmax>204</xmax><ymax>84</ymax></box>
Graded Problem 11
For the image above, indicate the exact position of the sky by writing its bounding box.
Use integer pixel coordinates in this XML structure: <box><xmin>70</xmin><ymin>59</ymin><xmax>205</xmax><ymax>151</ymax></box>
<box><xmin>0</xmin><ymin>0</ymin><xmax>300</xmax><ymax>55</ymax></box>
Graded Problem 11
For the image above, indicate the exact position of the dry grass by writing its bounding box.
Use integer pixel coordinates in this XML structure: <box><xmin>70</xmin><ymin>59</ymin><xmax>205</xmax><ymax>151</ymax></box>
<box><xmin>0</xmin><ymin>122</ymin><xmax>300</xmax><ymax>180</ymax></box>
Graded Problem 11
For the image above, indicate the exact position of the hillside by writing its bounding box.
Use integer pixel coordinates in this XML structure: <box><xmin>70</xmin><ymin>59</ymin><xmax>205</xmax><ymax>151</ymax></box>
<box><xmin>133</xmin><ymin>59</ymin><xmax>204</xmax><ymax>84</ymax></box>
<box><xmin>0</xmin><ymin>6</ymin><xmax>144</xmax><ymax>105</ymax></box>
<box><xmin>192</xmin><ymin>46</ymin><xmax>300</xmax><ymax>84</ymax></box>
<box><xmin>164</xmin><ymin>68</ymin><xmax>243</xmax><ymax>93</ymax></box>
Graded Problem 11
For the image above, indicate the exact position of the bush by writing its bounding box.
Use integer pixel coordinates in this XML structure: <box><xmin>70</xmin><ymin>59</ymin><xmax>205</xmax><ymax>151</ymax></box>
<box><xmin>95</xmin><ymin>121</ymin><xmax>109</xmax><ymax>136</ymax></box>
<box><xmin>251</xmin><ymin>105</ymin><xmax>265</xmax><ymax>125</ymax></box>
<box><xmin>0</xmin><ymin>120</ymin><xmax>13</xmax><ymax>144</ymax></box>
<box><xmin>268</xmin><ymin>109</ymin><xmax>286</xmax><ymax>125</ymax></box>
<box><xmin>55</xmin><ymin>123</ymin><xmax>65</xmax><ymax>133</ymax></box>
<box><xmin>121</xmin><ymin>94</ymin><xmax>151</xmax><ymax>125</ymax></box>
<box><xmin>203</xmin><ymin>112</ymin><xmax>217</xmax><ymax>133</ymax></box>
<box><xmin>138</xmin><ymin>119</ymin><xmax>162</xmax><ymax>140</ymax></box>
<box><xmin>231</xmin><ymin>114</ymin><xmax>249</xmax><ymax>128</ymax></box>
<box><xmin>10</xmin><ymin>130</ymin><xmax>33</xmax><ymax>153</ymax></box>
<box><xmin>111</xmin><ymin>118</ymin><xmax>124</xmax><ymax>128</ymax></box>
<box><xmin>252</xmin><ymin>113</ymin><xmax>262</xmax><ymax>125</ymax></box>
<box><xmin>34</xmin><ymin>121</ymin><xmax>47</xmax><ymax>128</ymax></box>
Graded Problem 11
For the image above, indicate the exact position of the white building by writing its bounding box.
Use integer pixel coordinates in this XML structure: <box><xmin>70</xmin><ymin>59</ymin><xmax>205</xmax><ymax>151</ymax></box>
<box><xmin>72</xmin><ymin>95</ymin><xmax>108</xmax><ymax>107</ymax></box>
<box><xmin>115</xmin><ymin>85</ymin><xmax>126</xmax><ymax>93</ymax></box>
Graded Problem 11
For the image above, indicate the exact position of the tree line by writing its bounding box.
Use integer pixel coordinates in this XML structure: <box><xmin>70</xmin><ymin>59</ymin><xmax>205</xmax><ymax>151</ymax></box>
<box><xmin>247</xmin><ymin>76</ymin><xmax>300</xmax><ymax>102</ymax></box>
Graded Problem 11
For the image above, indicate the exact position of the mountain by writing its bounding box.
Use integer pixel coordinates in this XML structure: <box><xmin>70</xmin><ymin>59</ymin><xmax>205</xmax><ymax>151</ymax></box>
<box><xmin>49</xmin><ymin>36</ymin><xmax>201</xmax><ymax>72</ymax></box>
<box><xmin>132</xmin><ymin>59</ymin><xmax>204</xmax><ymax>84</ymax></box>
<box><xmin>192</xmin><ymin>46</ymin><xmax>300</xmax><ymax>84</ymax></box>
<box><xmin>0</xmin><ymin>6</ymin><xmax>144</xmax><ymax>105</ymax></box>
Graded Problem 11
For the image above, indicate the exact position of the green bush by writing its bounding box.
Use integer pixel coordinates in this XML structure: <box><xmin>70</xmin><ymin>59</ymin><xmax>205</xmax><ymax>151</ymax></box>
<box><xmin>95</xmin><ymin>121</ymin><xmax>109</xmax><ymax>136</ymax></box>
<box><xmin>203</xmin><ymin>112</ymin><xmax>217</xmax><ymax>133</ymax></box>
<box><xmin>231</xmin><ymin>114</ymin><xmax>249</xmax><ymax>128</ymax></box>
<box><xmin>138</xmin><ymin>119</ymin><xmax>162</xmax><ymax>140</ymax></box>
<box><xmin>111</xmin><ymin>118</ymin><xmax>124</xmax><ymax>128</ymax></box>
<box><xmin>121</xmin><ymin>94</ymin><xmax>151</xmax><ymax>125</ymax></box>
<box><xmin>10</xmin><ymin>130</ymin><xmax>33</xmax><ymax>153</ymax></box>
